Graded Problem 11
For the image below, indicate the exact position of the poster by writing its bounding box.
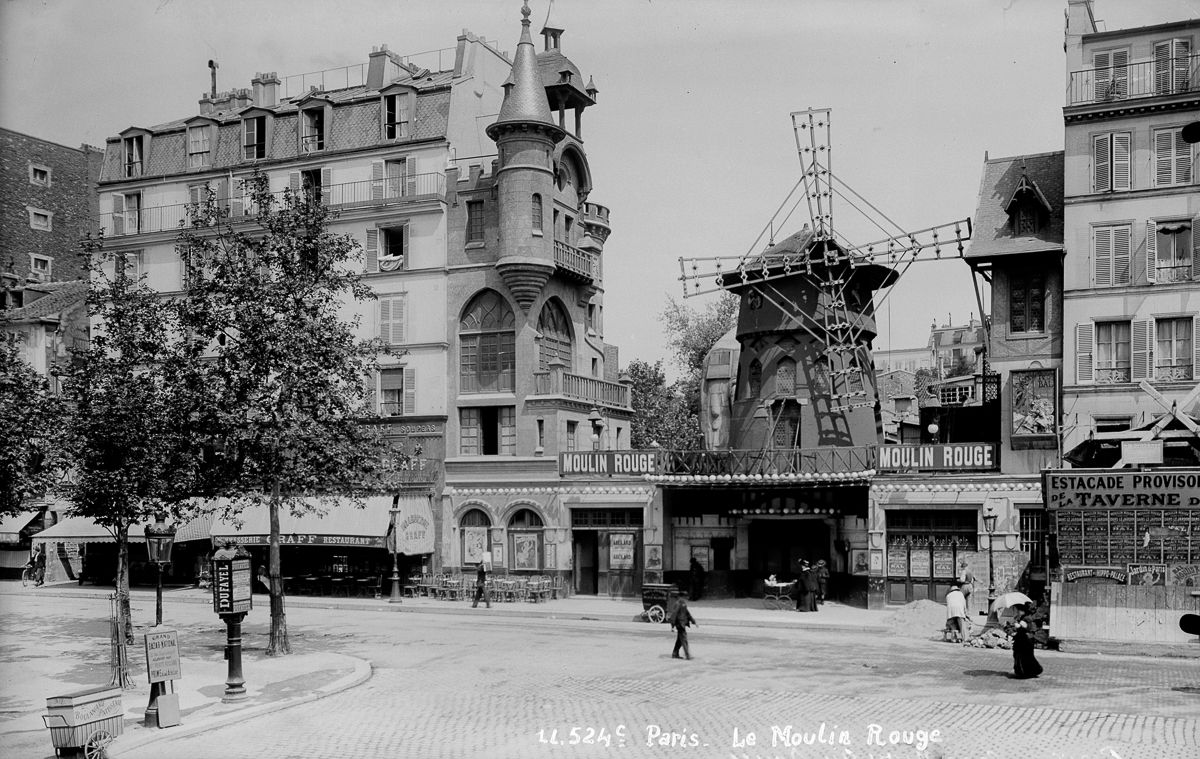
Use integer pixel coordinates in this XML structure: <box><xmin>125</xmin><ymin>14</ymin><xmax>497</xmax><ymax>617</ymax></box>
<box><xmin>512</xmin><ymin>533</ymin><xmax>540</xmax><ymax>570</ymax></box>
<box><xmin>909</xmin><ymin>550</ymin><xmax>931</xmax><ymax>578</ymax></box>
<box><xmin>1169</xmin><ymin>563</ymin><xmax>1200</xmax><ymax>587</ymax></box>
<box><xmin>932</xmin><ymin>549</ymin><xmax>955</xmax><ymax>578</ymax></box>
<box><xmin>887</xmin><ymin>548</ymin><xmax>908</xmax><ymax>576</ymax></box>
<box><xmin>462</xmin><ymin>526</ymin><xmax>488</xmax><ymax>565</ymax></box>
<box><xmin>1011</xmin><ymin>369</ymin><xmax>1056</xmax><ymax>436</ymax></box>
<box><xmin>609</xmin><ymin>533</ymin><xmax>635</xmax><ymax>570</ymax></box>
<box><xmin>1127</xmin><ymin>563</ymin><xmax>1167</xmax><ymax>586</ymax></box>
<box><xmin>144</xmin><ymin>629</ymin><xmax>181</xmax><ymax>684</ymax></box>
<box><xmin>645</xmin><ymin>545</ymin><xmax>663</xmax><ymax>570</ymax></box>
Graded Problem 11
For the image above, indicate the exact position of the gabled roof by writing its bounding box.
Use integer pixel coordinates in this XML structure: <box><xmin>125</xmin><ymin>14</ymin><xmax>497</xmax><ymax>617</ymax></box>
<box><xmin>965</xmin><ymin>150</ymin><xmax>1064</xmax><ymax>262</ymax></box>
<box><xmin>1</xmin><ymin>280</ymin><xmax>87</xmax><ymax>323</ymax></box>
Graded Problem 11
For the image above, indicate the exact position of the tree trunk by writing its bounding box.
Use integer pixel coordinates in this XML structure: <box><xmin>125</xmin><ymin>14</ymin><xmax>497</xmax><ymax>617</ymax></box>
<box><xmin>116</xmin><ymin>523</ymin><xmax>133</xmax><ymax>644</ymax></box>
<box><xmin>266</xmin><ymin>480</ymin><xmax>290</xmax><ymax>656</ymax></box>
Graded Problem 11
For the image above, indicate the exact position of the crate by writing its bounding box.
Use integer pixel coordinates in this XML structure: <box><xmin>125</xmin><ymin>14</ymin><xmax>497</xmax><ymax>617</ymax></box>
<box><xmin>43</xmin><ymin>685</ymin><xmax>125</xmax><ymax>755</ymax></box>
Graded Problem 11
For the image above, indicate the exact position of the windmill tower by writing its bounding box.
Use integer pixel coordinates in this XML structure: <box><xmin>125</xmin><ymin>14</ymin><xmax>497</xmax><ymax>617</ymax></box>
<box><xmin>684</xmin><ymin>109</ymin><xmax>972</xmax><ymax>456</ymax></box>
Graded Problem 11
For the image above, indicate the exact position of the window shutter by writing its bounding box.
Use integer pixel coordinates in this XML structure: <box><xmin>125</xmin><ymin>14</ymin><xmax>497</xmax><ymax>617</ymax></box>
<box><xmin>401</xmin><ymin>225</ymin><xmax>410</xmax><ymax>269</ymax></box>
<box><xmin>112</xmin><ymin>194</ymin><xmax>125</xmax><ymax>235</ymax></box>
<box><xmin>1174</xmin><ymin>39</ymin><xmax>1191</xmax><ymax>93</ymax></box>
<box><xmin>1094</xmin><ymin>227</ymin><xmax>1112</xmax><ymax>286</ymax></box>
<box><xmin>1094</xmin><ymin>51</ymin><xmax>1112</xmax><ymax>98</ymax></box>
<box><xmin>365</xmin><ymin>372</ymin><xmax>378</xmax><ymax>415</ymax></box>
<box><xmin>1193</xmin><ymin>214</ymin><xmax>1200</xmax><ymax>280</ymax></box>
<box><xmin>1113</xmin><ymin>226</ymin><xmax>1131</xmax><ymax>285</ymax></box>
<box><xmin>229</xmin><ymin>178</ymin><xmax>245</xmax><ymax>218</ymax></box>
<box><xmin>189</xmin><ymin>184</ymin><xmax>204</xmax><ymax>206</ymax></box>
<box><xmin>371</xmin><ymin>161</ymin><xmax>384</xmax><ymax>201</ymax></box>
<box><xmin>1176</xmin><ymin>129</ymin><xmax>1192</xmax><ymax>186</ymax></box>
<box><xmin>1111</xmin><ymin>50</ymin><xmax>1128</xmax><ymax>97</ymax></box>
<box><xmin>1112</xmin><ymin>133</ymin><xmax>1131</xmax><ymax>191</ymax></box>
<box><xmin>379</xmin><ymin>296</ymin><xmax>392</xmax><ymax>345</ymax></box>
<box><xmin>1093</xmin><ymin>134</ymin><xmax>1111</xmax><ymax>192</ymax></box>
<box><xmin>1194</xmin><ymin>316</ymin><xmax>1200</xmax><ymax>381</ymax></box>
<box><xmin>365</xmin><ymin>229</ymin><xmax>378</xmax><ymax>273</ymax></box>
<box><xmin>1076</xmin><ymin>322</ymin><xmax>1094</xmax><ymax>384</ymax></box>
<box><xmin>1155</xmin><ymin>41</ymin><xmax>1172</xmax><ymax>93</ymax></box>
<box><xmin>321</xmin><ymin>168</ymin><xmax>333</xmax><ymax>204</ymax></box>
<box><xmin>396</xmin><ymin>294</ymin><xmax>407</xmax><ymax>344</ymax></box>
<box><xmin>405</xmin><ymin>158</ymin><xmax>418</xmax><ymax>195</ymax></box>
<box><xmin>1146</xmin><ymin>221</ymin><xmax>1158</xmax><ymax>283</ymax></box>
<box><xmin>1131</xmin><ymin>319</ymin><xmax>1154</xmax><ymax>381</ymax></box>
<box><xmin>289</xmin><ymin>172</ymin><xmax>301</xmax><ymax>192</ymax></box>
<box><xmin>403</xmin><ymin>366</ymin><xmax>415</xmax><ymax>415</ymax></box>
<box><xmin>1155</xmin><ymin>130</ymin><xmax>1174</xmax><ymax>187</ymax></box>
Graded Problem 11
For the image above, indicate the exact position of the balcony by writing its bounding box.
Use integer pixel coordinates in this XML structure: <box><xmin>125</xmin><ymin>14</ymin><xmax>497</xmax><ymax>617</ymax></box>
<box><xmin>1155</xmin><ymin>363</ymin><xmax>1194</xmax><ymax>382</ymax></box>
<box><xmin>553</xmin><ymin>240</ymin><xmax>600</xmax><ymax>284</ymax></box>
<box><xmin>1067</xmin><ymin>54</ymin><xmax>1199</xmax><ymax>106</ymax></box>
<box><xmin>97</xmin><ymin>172</ymin><xmax>446</xmax><ymax>237</ymax></box>
<box><xmin>656</xmin><ymin>446</ymin><xmax>877</xmax><ymax>480</ymax></box>
<box><xmin>1155</xmin><ymin>263</ymin><xmax>1193</xmax><ymax>284</ymax></box>
<box><xmin>532</xmin><ymin>367</ymin><xmax>629</xmax><ymax>410</ymax></box>
<box><xmin>1096</xmin><ymin>367</ymin><xmax>1132</xmax><ymax>384</ymax></box>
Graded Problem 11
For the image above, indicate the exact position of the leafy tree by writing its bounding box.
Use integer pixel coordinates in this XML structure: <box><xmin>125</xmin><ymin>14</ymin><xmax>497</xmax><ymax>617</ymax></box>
<box><xmin>0</xmin><ymin>334</ymin><xmax>69</xmax><ymax>515</ymax></box>
<box><xmin>659</xmin><ymin>293</ymin><xmax>739</xmax><ymax>445</ymax></box>
<box><xmin>60</xmin><ymin>241</ymin><xmax>197</xmax><ymax>640</ymax></box>
<box><xmin>176</xmin><ymin>174</ymin><xmax>404</xmax><ymax>656</ymax></box>
<box><xmin>627</xmin><ymin>358</ymin><xmax>700</xmax><ymax>450</ymax></box>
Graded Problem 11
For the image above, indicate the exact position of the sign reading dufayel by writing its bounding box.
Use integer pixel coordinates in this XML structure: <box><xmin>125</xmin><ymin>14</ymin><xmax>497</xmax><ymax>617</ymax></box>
<box><xmin>211</xmin><ymin>555</ymin><xmax>253</xmax><ymax>614</ymax></box>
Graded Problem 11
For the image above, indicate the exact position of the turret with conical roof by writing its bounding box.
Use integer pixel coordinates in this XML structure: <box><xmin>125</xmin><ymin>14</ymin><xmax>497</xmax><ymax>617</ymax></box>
<box><xmin>488</xmin><ymin>2</ymin><xmax>565</xmax><ymax>312</ymax></box>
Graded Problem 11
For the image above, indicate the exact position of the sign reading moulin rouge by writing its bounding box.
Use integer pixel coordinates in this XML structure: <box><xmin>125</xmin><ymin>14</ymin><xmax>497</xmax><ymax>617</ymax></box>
<box><xmin>877</xmin><ymin>444</ymin><xmax>998</xmax><ymax>472</ymax></box>
<box><xmin>145</xmin><ymin>629</ymin><xmax>181</xmax><ymax>683</ymax></box>
<box><xmin>559</xmin><ymin>451</ymin><xmax>661</xmax><ymax>477</ymax></box>
<box><xmin>211</xmin><ymin>556</ymin><xmax>253</xmax><ymax>615</ymax></box>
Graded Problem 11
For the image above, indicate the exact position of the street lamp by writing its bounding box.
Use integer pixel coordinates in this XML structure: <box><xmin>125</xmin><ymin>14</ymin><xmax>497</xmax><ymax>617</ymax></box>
<box><xmin>588</xmin><ymin>406</ymin><xmax>605</xmax><ymax>451</ymax></box>
<box><xmin>982</xmin><ymin>504</ymin><xmax>998</xmax><ymax>615</ymax></box>
<box><xmin>144</xmin><ymin>513</ymin><xmax>176</xmax><ymax>627</ymax></box>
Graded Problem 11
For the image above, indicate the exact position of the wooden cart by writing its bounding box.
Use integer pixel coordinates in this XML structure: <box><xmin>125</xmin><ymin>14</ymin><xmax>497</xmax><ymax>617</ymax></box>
<box><xmin>43</xmin><ymin>685</ymin><xmax>125</xmax><ymax>758</ymax></box>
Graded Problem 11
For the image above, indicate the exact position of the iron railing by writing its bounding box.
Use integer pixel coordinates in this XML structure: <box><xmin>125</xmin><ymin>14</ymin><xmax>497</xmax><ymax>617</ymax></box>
<box><xmin>1096</xmin><ymin>367</ymin><xmax>1132</xmax><ymax>384</ymax></box>
<box><xmin>553</xmin><ymin>240</ymin><xmax>601</xmax><ymax>282</ymax></box>
<box><xmin>659</xmin><ymin>446</ymin><xmax>877</xmax><ymax>477</ymax></box>
<box><xmin>532</xmin><ymin>368</ymin><xmax>629</xmax><ymax>409</ymax></box>
<box><xmin>1155</xmin><ymin>363</ymin><xmax>1194</xmax><ymax>381</ymax></box>
<box><xmin>1067</xmin><ymin>54</ymin><xmax>1199</xmax><ymax>106</ymax></box>
<box><xmin>1155</xmin><ymin>264</ymin><xmax>1194</xmax><ymax>283</ymax></box>
<box><xmin>98</xmin><ymin>173</ymin><xmax>446</xmax><ymax>237</ymax></box>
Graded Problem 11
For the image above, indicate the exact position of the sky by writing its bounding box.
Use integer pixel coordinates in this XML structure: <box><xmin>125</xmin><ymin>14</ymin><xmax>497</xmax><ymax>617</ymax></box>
<box><xmin>2</xmin><ymin>0</ymin><xmax>1196</xmax><ymax>374</ymax></box>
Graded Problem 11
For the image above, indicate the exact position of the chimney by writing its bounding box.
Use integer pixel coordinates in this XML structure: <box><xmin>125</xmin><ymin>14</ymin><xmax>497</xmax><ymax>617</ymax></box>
<box><xmin>199</xmin><ymin>92</ymin><xmax>214</xmax><ymax>115</ymax></box>
<box><xmin>208</xmin><ymin>59</ymin><xmax>219</xmax><ymax>98</ymax></box>
<box><xmin>252</xmin><ymin>73</ymin><xmax>264</xmax><ymax>106</ymax></box>
<box><xmin>260</xmin><ymin>72</ymin><xmax>279</xmax><ymax>107</ymax></box>
<box><xmin>367</xmin><ymin>44</ymin><xmax>391</xmax><ymax>90</ymax></box>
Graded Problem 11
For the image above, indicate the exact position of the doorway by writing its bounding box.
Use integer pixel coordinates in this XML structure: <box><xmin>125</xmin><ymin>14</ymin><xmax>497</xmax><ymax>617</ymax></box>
<box><xmin>573</xmin><ymin>532</ymin><xmax>598</xmax><ymax>595</ymax></box>
<box><xmin>748</xmin><ymin>518</ymin><xmax>830</xmax><ymax>581</ymax></box>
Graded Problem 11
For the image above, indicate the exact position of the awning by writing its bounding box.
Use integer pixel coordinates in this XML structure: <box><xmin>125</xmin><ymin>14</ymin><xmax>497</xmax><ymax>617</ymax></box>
<box><xmin>0</xmin><ymin>511</ymin><xmax>41</xmax><ymax>543</ymax></box>
<box><xmin>389</xmin><ymin>494</ymin><xmax>434</xmax><ymax>555</ymax></box>
<box><xmin>31</xmin><ymin>512</ymin><xmax>214</xmax><ymax>545</ymax></box>
<box><xmin>210</xmin><ymin>496</ymin><xmax>393</xmax><ymax>548</ymax></box>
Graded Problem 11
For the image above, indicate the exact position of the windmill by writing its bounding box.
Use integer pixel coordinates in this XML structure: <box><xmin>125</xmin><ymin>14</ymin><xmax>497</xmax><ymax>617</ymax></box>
<box><xmin>684</xmin><ymin>109</ymin><xmax>973</xmax><ymax>454</ymax></box>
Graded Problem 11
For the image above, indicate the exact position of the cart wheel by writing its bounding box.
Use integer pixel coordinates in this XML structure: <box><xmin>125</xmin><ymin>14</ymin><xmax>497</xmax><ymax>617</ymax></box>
<box><xmin>84</xmin><ymin>729</ymin><xmax>113</xmax><ymax>759</ymax></box>
<box><xmin>647</xmin><ymin>604</ymin><xmax>666</xmax><ymax>623</ymax></box>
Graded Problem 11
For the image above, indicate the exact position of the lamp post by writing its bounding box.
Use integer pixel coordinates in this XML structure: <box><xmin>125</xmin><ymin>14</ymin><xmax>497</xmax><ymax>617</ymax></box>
<box><xmin>144</xmin><ymin>513</ymin><xmax>177</xmax><ymax>627</ymax></box>
<box><xmin>983</xmin><ymin>504</ymin><xmax>998</xmax><ymax>615</ymax></box>
<box><xmin>388</xmin><ymin>495</ymin><xmax>402</xmax><ymax>604</ymax></box>
<box><xmin>588</xmin><ymin>406</ymin><xmax>605</xmax><ymax>451</ymax></box>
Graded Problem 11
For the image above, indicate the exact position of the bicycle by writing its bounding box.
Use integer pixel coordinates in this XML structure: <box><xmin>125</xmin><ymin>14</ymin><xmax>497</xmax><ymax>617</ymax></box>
<box><xmin>21</xmin><ymin>563</ymin><xmax>44</xmax><ymax>587</ymax></box>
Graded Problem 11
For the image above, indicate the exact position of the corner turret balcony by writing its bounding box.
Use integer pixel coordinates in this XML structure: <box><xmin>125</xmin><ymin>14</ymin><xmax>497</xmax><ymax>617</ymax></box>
<box><xmin>1067</xmin><ymin>54</ymin><xmax>1199</xmax><ymax>107</ymax></box>
<box><xmin>531</xmin><ymin>365</ymin><xmax>629</xmax><ymax>410</ymax></box>
<box><xmin>553</xmin><ymin>240</ymin><xmax>600</xmax><ymax>284</ymax></box>
<box><xmin>97</xmin><ymin>173</ymin><xmax>446</xmax><ymax>237</ymax></box>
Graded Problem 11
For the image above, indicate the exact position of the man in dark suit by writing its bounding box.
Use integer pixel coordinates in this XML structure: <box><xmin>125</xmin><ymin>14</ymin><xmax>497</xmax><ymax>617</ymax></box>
<box><xmin>471</xmin><ymin>561</ymin><xmax>491</xmax><ymax>608</ymax></box>
<box><xmin>670</xmin><ymin>596</ymin><xmax>697</xmax><ymax>660</ymax></box>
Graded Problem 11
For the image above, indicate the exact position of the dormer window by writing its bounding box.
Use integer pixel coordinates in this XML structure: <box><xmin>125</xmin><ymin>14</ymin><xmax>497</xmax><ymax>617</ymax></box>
<box><xmin>187</xmin><ymin>124</ymin><xmax>212</xmax><ymax>169</ymax></box>
<box><xmin>243</xmin><ymin>115</ymin><xmax>267</xmax><ymax>160</ymax></box>
<box><xmin>1016</xmin><ymin>206</ymin><xmax>1038</xmax><ymax>235</ymax></box>
<box><xmin>1005</xmin><ymin>175</ymin><xmax>1052</xmax><ymax>235</ymax></box>
<box><xmin>123</xmin><ymin>135</ymin><xmax>144</xmax><ymax>177</ymax></box>
<box><xmin>301</xmin><ymin>108</ymin><xmax>325</xmax><ymax>152</ymax></box>
<box><xmin>382</xmin><ymin>92</ymin><xmax>411</xmax><ymax>140</ymax></box>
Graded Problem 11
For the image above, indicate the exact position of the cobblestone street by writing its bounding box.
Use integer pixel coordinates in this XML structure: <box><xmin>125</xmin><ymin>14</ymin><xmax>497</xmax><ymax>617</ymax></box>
<box><xmin>3</xmin><ymin>591</ymin><xmax>1184</xmax><ymax>759</ymax></box>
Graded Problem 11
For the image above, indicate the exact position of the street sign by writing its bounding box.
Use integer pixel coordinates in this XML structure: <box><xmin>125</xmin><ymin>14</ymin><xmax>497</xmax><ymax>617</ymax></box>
<box><xmin>211</xmin><ymin>556</ymin><xmax>253</xmax><ymax>615</ymax></box>
<box><xmin>144</xmin><ymin>629</ymin><xmax>181</xmax><ymax>684</ymax></box>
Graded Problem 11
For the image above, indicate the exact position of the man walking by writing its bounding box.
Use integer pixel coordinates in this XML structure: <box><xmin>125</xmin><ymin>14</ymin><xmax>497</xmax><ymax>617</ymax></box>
<box><xmin>471</xmin><ymin>561</ymin><xmax>491</xmax><ymax>608</ymax></box>
<box><xmin>815</xmin><ymin>559</ymin><xmax>830</xmax><ymax>604</ymax></box>
<box><xmin>670</xmin><ymin>595</ymin><xmax>697</xmax><ymax>660</ymax></box>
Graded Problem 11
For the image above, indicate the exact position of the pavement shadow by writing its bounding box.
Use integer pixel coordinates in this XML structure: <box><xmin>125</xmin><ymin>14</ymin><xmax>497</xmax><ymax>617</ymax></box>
<box><xmin>962</xmin><ymin>669</ymin><xmax>1010</xmax><ymax>677</ymax></box>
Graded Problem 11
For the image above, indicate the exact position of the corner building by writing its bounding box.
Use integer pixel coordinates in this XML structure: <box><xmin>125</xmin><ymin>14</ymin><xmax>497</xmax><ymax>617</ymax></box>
<box><xmin>91</xmin><ymin>4</ymin><xmax>632</xmax><ymax>591</ymax></box>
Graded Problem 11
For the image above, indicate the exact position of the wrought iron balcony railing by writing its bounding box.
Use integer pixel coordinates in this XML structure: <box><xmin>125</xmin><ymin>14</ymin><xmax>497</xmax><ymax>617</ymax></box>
<box><xmin>532</xmin><ymin>367</ymin><xmax>629</xmax><ymax>409</ymax></box>
<box><xmin>1155</xmin><ymin>363</ymin><xmax>1194</xmax><ymax>381</ymax></box>
<box><xmin>659</xmin><ymin>446</ymin><xmax>877</xmax><ymax>478</ymax></box>
<box><xmin>1096</xmin><ymin>366</ymin><xmax>1132</xmax><ymax>384</ymax></box>
<box><xmin>553</xmin><ymin>240</ymin><xmax>601</xmax><ymax>283</ymax></box>
<box><xmin>1155</xmin><ymin>263</ymin><xmax>1194</xmax><ymax>283</ymax></box>
<box><xmin>1067</xmin><ymin>54</ymin><xmax>1199</xmax><ymax>106</ymax></box>
<box><xmin>98</xmin><ymin>172</ymin><xmax>446</xmax><ymax>237</ymax></box>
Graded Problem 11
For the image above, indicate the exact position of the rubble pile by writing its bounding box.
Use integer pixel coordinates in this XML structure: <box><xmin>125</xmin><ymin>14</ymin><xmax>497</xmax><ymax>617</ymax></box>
<box><xmin>965</xmin><ymin>627</ymin><xmax>1012</xmax><ymax>649</ymax></box>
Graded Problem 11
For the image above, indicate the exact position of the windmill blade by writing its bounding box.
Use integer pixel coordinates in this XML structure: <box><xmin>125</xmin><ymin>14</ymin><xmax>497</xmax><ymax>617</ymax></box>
<box><xmin>792</xmin><ymin>108</ymin><xmax>834</xmax><ymax>239</ymax></box>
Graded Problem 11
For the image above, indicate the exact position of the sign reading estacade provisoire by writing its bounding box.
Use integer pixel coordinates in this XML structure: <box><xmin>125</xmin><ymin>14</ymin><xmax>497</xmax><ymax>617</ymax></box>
<box><xmin>559</xmin><ymin>451</ymin><xmax>661</xmax><ymax>476</ymax></box>
<box><xmin>876</xmin><ymin>443</ymin><xmax>999</xmax><ymax>472</ymax></box>
<box><xmin>1043</xmin><ymin>469</ymin><xmax>1200</xmax><ymax>510</ymax></box>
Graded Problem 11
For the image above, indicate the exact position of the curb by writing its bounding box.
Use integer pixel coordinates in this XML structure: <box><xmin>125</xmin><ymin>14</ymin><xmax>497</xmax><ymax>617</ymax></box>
<box><xmin>107</xmin><ymin>653</ymin><xmax>373</xmax><ymax>755</ymax></box>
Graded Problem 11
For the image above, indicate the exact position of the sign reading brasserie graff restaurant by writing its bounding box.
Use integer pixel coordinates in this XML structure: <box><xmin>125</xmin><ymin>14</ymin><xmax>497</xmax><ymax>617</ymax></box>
<box><xmin>876</xmin><ymin>443</ymin><xmax>998</xmax><ymax>471</ymax></box>
<box><xmin>559</xmin><ymin>451</ymin><xmax>660</xmax><ymax>476</ymax></box>
<box><xmin>222</xmin><ymin>534</ymin><xmax>386</xmax><ymax>547</ymax></box>
<box><xmin>1043</xmin><ymin>469</ymin><xmax>1200</xmax><ymax>509</ymax></box>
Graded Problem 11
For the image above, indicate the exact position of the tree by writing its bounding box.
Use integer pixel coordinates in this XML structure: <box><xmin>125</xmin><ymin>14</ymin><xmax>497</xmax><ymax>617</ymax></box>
<box><xmin>176</xmin><ymin>174</ymin><xmax>404</xmax><ymax>656</ymax></box>
<box><xmin>60</xmin><ymin>240</ymin><xmax>197</xmax><ymax>640</ymax></box>
<box><xmin>627</xmin><ymin>358</ymin><xmax>700</xmax><ymax>451</ymax></box>
<box><xmin>659</xmin><ymin>293</ymin><xmax>739</xmax><ymax>446</ymax></box>
<box><xmin>0</xmin><ymin>334</ymin><xmax>69</xmax><ymax>515</ymax></box>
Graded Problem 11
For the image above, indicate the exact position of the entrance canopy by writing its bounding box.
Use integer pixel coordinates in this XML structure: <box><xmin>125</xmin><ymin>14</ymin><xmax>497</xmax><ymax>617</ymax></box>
<box><xmin>210</xmin><ymin>496</ymin><xmax>395</xmax><ymax>549</ymax></box>
<box><xmin>0</xmin><ymin>511</ymin><xmax>41</xmax><ymax>544</ymax></box>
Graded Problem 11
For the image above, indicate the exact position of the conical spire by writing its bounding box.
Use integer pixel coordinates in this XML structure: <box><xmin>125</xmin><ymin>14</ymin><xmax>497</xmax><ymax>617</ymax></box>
<box><xmin>494</xmin><ymin>1</ymin><xmax>555</xmax><ymax>128</ymax></box>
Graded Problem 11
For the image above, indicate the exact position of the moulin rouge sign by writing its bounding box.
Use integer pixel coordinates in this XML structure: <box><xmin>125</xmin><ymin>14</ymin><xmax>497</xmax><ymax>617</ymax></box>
<box><xmin>559</xmin><ymin>451</ymin><xmax>661</xmax><ymax>477</ymax></box>
<box><xmin>877</xmin><ymin>443</ymin><xmax>999</xmax><ymax>472</ymax></box>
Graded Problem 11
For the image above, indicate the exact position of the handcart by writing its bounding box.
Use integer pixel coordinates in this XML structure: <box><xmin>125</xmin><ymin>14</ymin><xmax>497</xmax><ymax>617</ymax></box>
<box><xmin>641</xmin><ymin>582</ymin><xmax>678</xmax><ymax>623</ymax></box>
<box><xmin>762</xmin><ymin>579</ymin><xmax>796</xmax><ymax>610</ymax></box>
<box><xmin>43</xmin><ymin>685</ymin><xmax>125</xmax><ymax>758</ymax></box>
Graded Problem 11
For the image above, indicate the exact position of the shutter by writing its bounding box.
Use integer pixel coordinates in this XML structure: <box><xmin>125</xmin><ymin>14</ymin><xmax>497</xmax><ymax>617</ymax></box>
<box><xmin>321</xmin><ymin>168</ymin><xmax>333</xmax><ymax>205</ymax></box>
<box><xmin>289</xmin><ymin>172</ymin><xmax>301</xmax><ymax>192</ymax></box>
<box><xmin>379</xmin><ymin>297</ymin><xmax>392</xmax><ymax>345</ymax></box>
<box><xmin>365</xmin><ymin>373</ymin><xmax>378</xmax><ymax>415</ymax></box>
<box><xmin>1112</xmin><ymin>133</ymin><xmax>1130</xmax><ymax>191</ymax></box>
<box><xmin>189</xmin><ymin>184</ymin><xmax>203</xmax><ymax>206</ymax></box>
<box><xmin>396</xmin><ymin>294</ymin><xmax>407</xmax><ymax>344</ymax></box>
<box><xmin>229</xmin><ymin>178</ymin><xmax>245</xmax><ymax>218</ymax></box>
<box><xmin>1076</xmin><ymin>322</ymin><xmax>1094</xmax><ymax>384</ymax></box>
<box><xmin>1093</xmin><ymin>134</ymin><xmax>1111</xmax><ymax>192</ymax></box>
<box><xmin>1155</xmin><ymin>130</ymin><xmax>1174</xmax><ymax>187</ymax></box>
<box><xmin>405</xmin><ymin>157</ymin><xmax>418</xmax><ymax>195</ymax></box>
<box><xmin>1193</xmin><ymin>316</ymin><xmax>1200</xmax><ymax>381</ymax></box>
<box><xmin>500</xmin><ymin>407</ymin><xmax>516</xmax><ymax>454</ymax></box>
<box><xmin>401</xmin><ymin>225</ymin><xmax>410</xmax><ymax>269</ymax></box>
<box><xmin>371</xmin><ymin>161</ymin><xmax>384</xmax><ymax>201</ymax></box>
<box><xmin>365</xmin><ymin>229</ymin><xmax>379</xmax><ymax>272</ymax></box>
<box><xmin>112</xmin><ymin>194</ymin><xmax>125</xmax><ymax>235</ymax></box>
<box><xmin>1094</xmin><ymin>51</ymin><xmax>1111</xmax><ymax>99</ymax></box>
<box><xmin>1113</xmin><ymin>225</ymin><xmax>1131</xmax><ymax>285</ymax></box>
<box><xmin>1146</xmin><ymin>221</ymin><xmax>1158</xmax><ymax>283</ymax></box>
<box><xmin>1131</xmin><ymin>319</ymin><xmax>1153</xmax><ymax>381</ymax></box>
<box><xmin>1094</xmin><ymin>227</ymin><xmax>1112</xmax><ymax>286</ymax></box>
<box><xmin>1193</xmin><ymin>214</ymin><xmax>1200</xmax><ymax>280</ymax></box>
<box><xmin>1174</xmin><ymin>39</ymin><xmax>1191</xmax><ymax>93</ymax></box>
<box><xmin>1111</xmin><ymin>49</ymin><xmax>1129</xmax><ymax>98</ymax></box>
<box><xmin>403</xmin><ymin>366</ymin><xmax>415</xmax><ymax>415</ymax></box>
<box><xmin>1176</xmin><ymin>129</ymin><xmax>1192</xmax><ymax>187</ymax></box>
<box><xmin>1155</xmin><ymin>41</ymin><xmax>1172</xmax><ymax>93</ymax></box>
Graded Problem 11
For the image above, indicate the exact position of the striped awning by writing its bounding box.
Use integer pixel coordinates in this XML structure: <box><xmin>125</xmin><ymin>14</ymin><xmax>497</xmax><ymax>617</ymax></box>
<box><xmin>210</xmin><ymin>496</ymin><xmax>393</xmax><ymax>548</ymax></box>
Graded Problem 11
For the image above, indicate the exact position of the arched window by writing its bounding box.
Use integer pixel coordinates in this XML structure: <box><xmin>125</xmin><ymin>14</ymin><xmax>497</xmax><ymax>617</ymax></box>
<box><xmin>537</xmin><ymin>299</ymin><xmax>573</xmax><ymax>371</ymax></box>
<box><xmin>460</xmin><ymin>290</ymin><xmax>516</xmax><ymax>393</ymax></box>
<box><xmin>459</xmin><ymin>508</ymin><xmax>491</xmax><ymax>567</ymax></box>
<box><xmin>508</xmin><ymin>508</ymin><xmax>544</xmax><ymax>571</ymax></box>
<box><xmin>747</xmin><ymin>358</ymin><xmax>763</xmax><ymax>399</ymax></box>
<box><xmin>532</xmin><ymin>194</ymin><xmax>543</xmax><ymax>233</ymax></box>
<box><xmin>776</xmin><ymin>357</ymin><xmax>797</xmax><ymax>396</ymax></box>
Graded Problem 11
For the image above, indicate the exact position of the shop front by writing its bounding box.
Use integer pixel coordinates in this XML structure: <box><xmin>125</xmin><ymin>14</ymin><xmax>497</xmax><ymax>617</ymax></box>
<box><xmin>0</xmin><ymin>509</ymin><xmax>54</xmax><ymax>579</ymax></box>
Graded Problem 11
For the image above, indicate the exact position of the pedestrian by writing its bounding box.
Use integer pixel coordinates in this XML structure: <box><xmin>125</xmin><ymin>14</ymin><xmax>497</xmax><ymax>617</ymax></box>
<box><xmin>471</xmin><ymin>561</ymin><xmax>491</xmax><ymax>609</ymax></box>
<box><xmin>945</xmin><ymin>583</ymin><xmax>969</xmax><ymax>643</ymax></box>
<box><xmin>670</xmin><ymin>595</ymin><xmax>697</xmax><ymax>660</ymax></box>
<box><xmin>957</xmin><ymin>559</ymin><xmax>975</xmax><ymax>616</ymax></box>
<box><xmin>689</xmin><ymin>557</ymin><xmax>706</xmax><ymax>601</ymax></box>
<box><xmin>797</xmin><ymin>560</ymin><xmax>818</xmax><ymax>612</ymax></box>
<box><xmin>815</xmin><ymin>559</ymin><xmax>830</xmax><ymax>604</ymax></box>
<box><xmin>33</xmin><ymin>545</ymin><xmax>46</xmax><ymax>586</ymax></box>
<box><xmin>1012</xmin><ymin>621</ymin><xmax>1043</xmax><ymax>679</ymax></box>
